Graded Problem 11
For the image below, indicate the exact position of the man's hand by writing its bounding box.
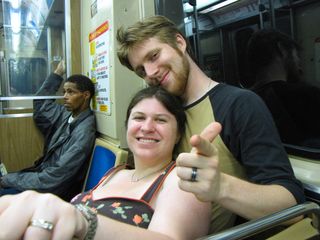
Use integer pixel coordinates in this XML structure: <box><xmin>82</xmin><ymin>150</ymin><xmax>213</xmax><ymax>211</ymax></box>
<box><xmin>54</xmin><ymin>60</ymin><xmax>65</xmax><ymax>76</ymax></box>
<box><xmin>176</xmin><ymin>122</ymin><xmax>223</xmax><ymax>202</ymax></box>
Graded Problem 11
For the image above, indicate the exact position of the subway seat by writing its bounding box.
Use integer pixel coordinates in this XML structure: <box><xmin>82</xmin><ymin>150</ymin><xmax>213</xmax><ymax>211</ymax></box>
<box><xmin>82</xmin><ymin>138</ymin><xmax>128</xmax><ymax>191</ymax></box>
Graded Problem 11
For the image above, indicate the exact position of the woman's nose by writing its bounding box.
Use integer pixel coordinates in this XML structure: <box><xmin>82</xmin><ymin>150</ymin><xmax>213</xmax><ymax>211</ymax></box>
<box><xmin>141</xmin><ymin>119</ymin><xmax>155</xmax><ymax>132</ymax></box>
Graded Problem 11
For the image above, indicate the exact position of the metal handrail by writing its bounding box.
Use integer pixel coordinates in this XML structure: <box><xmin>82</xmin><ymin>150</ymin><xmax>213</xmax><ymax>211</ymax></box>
<box><xmin>199</xmin><ymin>202</ymin><xmax>320</xmax><ymax>240</ymax></box>
<box><xmin>0</xmin><ymin>96</ymin><xmax>64</xmax><ymax>101</ymax></box>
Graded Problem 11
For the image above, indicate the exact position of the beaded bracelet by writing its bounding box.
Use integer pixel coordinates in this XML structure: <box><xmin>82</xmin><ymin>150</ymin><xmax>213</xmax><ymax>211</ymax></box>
<box><xmin>74</xmin><ymin>204</ymin><xmax>98</xmax><ymax>240</ymax></box>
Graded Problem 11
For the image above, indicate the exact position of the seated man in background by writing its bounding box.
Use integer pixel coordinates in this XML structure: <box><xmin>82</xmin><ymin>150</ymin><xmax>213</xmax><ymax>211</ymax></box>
<box><xmin>246</xmin><ymin>29</ymin><xmax>320</xmax><ymax>147</ymax></box>
<box><xmin>0</xmin><ymin>61</ymin><xmax>96</xmax><ymax>201</ymax></box>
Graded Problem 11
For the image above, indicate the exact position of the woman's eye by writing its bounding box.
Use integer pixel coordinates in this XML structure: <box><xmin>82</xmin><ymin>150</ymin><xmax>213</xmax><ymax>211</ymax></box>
<box><xmin>156</xmin><ymin>118</ymin><xmax>166</xmax><ymax>123</ymax></box>
<box><xmin>132</xmin><ymin>116</ymin><xmax>144</xmax><ymax>121</ymax></box>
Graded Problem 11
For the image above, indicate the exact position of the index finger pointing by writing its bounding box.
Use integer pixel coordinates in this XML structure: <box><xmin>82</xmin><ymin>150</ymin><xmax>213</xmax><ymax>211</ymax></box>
<box><xmin>200</xmin><ymin>122</ymin><xmax>222</xmax><ymax>142</ymax></box>
<box><xmin>190</xmin><ymin>122</ymin><xmax>221</xmax><ymax>156</ymax></box>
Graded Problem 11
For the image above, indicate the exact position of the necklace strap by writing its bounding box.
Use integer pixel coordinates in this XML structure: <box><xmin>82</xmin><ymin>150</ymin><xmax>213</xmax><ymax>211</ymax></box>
<box><xmin>131</xmin><ymin>163</ymin><xmax>169</xmax><ymax>182</ymax></box>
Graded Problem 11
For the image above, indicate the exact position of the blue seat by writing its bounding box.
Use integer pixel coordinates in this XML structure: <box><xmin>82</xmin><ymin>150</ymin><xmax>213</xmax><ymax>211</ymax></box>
<box><xmin>83</xmin><ymin>138</ymin><xmax>128</xmax><ymax>191</ymax></box>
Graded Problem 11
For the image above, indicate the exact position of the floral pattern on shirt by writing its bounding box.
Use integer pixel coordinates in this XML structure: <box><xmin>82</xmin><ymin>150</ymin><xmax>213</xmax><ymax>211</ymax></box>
<box><xmin>72</xmin><ymin>193</ymin><xmax>152</xmax><ymax>228</ymax></box>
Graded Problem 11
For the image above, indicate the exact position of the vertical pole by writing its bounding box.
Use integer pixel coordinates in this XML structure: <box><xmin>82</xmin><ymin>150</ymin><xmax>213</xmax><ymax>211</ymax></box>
<box><xmin>268</xmin><ymin>0</ymin><xmax>276</xmax><ymax>28</ymax></box>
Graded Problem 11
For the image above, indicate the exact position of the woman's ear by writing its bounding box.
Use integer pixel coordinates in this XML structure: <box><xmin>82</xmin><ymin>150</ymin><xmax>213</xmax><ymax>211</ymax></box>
<box><xmin>176</xmin><ymin>34</ymin><xmax>187</xmax><ymax>53</ymax></box>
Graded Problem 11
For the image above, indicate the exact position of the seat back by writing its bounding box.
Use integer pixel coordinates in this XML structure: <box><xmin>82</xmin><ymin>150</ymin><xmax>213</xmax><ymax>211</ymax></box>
<box><xmin>82</xmin><ymin>138</ymin><xmax>128</xmax><ymax>191</ymax></box>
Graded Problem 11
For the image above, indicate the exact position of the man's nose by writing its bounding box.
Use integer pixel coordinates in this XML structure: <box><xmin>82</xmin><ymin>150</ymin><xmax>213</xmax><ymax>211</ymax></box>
<box><xmin>145</xmin><ymin>62</ymin><xmax>159</xmax><ymax>79</ymax></box>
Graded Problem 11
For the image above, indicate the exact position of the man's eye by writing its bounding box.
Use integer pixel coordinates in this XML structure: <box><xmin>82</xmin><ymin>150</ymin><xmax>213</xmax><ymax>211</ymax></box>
<box><xmin>151</xmin><ymin>52</ymin><xmax>159</xmax><ymax>61</ymax></box>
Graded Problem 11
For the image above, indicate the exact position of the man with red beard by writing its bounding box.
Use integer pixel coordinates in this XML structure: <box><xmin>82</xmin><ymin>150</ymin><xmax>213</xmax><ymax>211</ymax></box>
<box><xmin>116</xmin><ymin>15</ymin><xmax>305</xmax><ymax>233</ymax></box>
<box><xmin>246</xmin><ymin>29</ymin><xmax>320</xmax><ymax>148</ymax></box>
<box><xmin>0</xmin><ymin>61</ymin><xmax>96</xmax><ymax>201</ymax></box>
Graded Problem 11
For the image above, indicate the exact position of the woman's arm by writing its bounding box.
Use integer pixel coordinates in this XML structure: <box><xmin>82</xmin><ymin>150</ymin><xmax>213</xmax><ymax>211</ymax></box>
<box><xmin>0</xmin><ymin>170</ymin><xmax>211</xmax><ymax>240</ymax></box>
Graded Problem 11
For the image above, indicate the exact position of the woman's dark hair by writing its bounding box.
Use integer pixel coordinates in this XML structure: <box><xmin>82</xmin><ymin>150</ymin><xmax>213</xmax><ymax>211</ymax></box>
<box><xmin>66</xmin><ymin>74</ymin><xmax>95</xmax><ymax>99</ymax></box>
<box><xmin>125</xmin><ymin>86</ymin><xmax>186</xmax><ymax>138</ymax></box>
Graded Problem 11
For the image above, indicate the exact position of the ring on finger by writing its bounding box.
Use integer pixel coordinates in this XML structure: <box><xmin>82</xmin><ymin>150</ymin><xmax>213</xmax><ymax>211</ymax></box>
<box><xmin>190</xmin><ymin>167</ymin><xmax>198</xmax><ymax>182</ymax></box>
<box><xmin>29</xmin><ymin>219</ymin><xmax>54</xmax><ymax>231</ymax></box>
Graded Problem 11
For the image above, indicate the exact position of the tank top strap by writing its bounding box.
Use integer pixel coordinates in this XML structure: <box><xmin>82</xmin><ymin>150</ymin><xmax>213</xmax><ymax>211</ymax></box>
<box><xmin>93</xmin><ymin>164</ymin><xmax>127</xmax><ymax>190</ymax></box>
<box><xmin>141</xmin><ymin>161</ymin><xmax>176</xmax><ymax>203</ymax></box>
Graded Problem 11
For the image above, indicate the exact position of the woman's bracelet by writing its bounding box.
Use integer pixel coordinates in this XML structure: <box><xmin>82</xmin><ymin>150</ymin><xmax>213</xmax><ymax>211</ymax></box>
<box><xmin>74</xmin><ymin>204</ymin><xmax>98</xmax><ymax>240</ymax></box>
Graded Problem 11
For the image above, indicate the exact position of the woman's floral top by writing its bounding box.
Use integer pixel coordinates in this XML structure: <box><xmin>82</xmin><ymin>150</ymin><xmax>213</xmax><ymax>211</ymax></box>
<box><xmin>71</xmin><ymin>161</ymin><xmax>175</xmax><ymax>229</ymax></box>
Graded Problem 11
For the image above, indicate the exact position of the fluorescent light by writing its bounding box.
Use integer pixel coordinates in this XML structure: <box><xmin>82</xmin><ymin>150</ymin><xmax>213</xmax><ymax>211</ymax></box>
<box><xmin>11</xmin><ymin>11</ymin><xmax>21</xmax><ymax>33</ymax></box>
<box><xmin>12</xmin><ymin>33</ymin><xmax>20</xmax><ymax>52</ymax></box>
<box><xmin>200</xmin><ymin>0</ymin><xmax>240</xmax><ymax>13</ymax></box>
<box><xmin>184</xmin><ymin>0</ymin><xmax>221</xmax><ymax>13</ymax></box>
<box><xmin>10</xmin><ymin>0</ymin><xmax>21</xmax><ymax>9</ymax></box>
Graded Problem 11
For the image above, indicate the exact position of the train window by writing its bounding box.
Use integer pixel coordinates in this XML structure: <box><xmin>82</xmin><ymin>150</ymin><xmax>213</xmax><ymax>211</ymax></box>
<box><xmin>203</xmin><ymin>53</ymin><xmax>223</xmax><ymax>82</ymax></box>
<box><xmin>157</xmin><ymin>0</ymin><xmax>320</xmax><ymax>157</ymax></box>
<box><xmin>8</xmin><ymin>57</ymin><xmax>47</xmax><ymax>96</ymax></box>
<box><xmin>0</xmin><ymin>0</ymin><xmax>65</xmax><ymax>111</ymax></box>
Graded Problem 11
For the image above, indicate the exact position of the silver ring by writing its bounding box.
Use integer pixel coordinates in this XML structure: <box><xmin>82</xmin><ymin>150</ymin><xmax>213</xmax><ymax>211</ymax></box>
<box><xmin>29</xmin><ymin>219</ymin><xmax>54</xmax><ymax>231</ymax></box>
<box><xmin>190</xmin><ymin>167</ymin><xmax>197</xmax><ymax>182</ymax></box>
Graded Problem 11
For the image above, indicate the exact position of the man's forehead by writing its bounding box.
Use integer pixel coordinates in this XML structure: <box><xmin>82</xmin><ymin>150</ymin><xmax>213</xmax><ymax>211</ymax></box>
<box><xmin>63</xmin><ymin>82</ymin><xmax>78</xmax><ymax>89</ymax></box>
<box><xmin>133</xmin><ymin>37</ymin><xmax>163</xmax><ymax>50</ymax></box>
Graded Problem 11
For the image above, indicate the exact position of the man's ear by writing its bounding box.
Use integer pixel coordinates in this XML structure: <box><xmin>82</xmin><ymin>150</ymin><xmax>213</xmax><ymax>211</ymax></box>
<box><xmin>83</xmin><ymin>91</ymin><xmax>91</xmax><ymax>102</ymax></box>
<box><xmin>176</xmin><ymin>34</ymin><xmax>187</xmax><ymax>53</ymax></box>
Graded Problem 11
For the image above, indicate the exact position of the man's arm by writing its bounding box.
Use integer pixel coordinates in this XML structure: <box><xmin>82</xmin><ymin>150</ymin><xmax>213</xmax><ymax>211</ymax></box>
<box><xmin>33</xmin><ymin>61</ymin><xmax>66</xmax><ymax>135</ymax></box>
<box><xmin>176</xmin><ymin>122</ymin><xmax>299</xmax><ymax>220</ymax></box>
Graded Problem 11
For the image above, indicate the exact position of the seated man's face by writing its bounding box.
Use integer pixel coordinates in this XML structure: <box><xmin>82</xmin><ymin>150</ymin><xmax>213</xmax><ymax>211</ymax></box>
<box><xmin>63</xmin><ymin>82</ymin><xmax>89</xmax><ymax>116</ymax></box>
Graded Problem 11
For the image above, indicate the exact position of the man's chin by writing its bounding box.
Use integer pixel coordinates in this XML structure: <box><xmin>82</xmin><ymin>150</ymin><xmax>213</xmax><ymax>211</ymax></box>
<box><xmin>64</xmin><ymin>106</ymin><xmax>72</xmax><ymax>111</ymax></box>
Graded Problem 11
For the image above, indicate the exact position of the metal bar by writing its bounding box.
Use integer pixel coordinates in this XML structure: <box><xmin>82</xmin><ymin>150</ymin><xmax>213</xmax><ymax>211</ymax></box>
<box><xmin>65</xmin><ymin>0</ymin><xmax>72</xmax><ymax>76</ymax></box>
<box><xmin>268</xmin><ymin>0</ymin><xmax>276</xmax><ymax>28</ymax></box>
<box><xmin>199</xmin><ymin>202</ymin><xmax>320</xmax><ymax>240</ymax></box>
<box><xmin>47</xmin><ymin>27</ymin><xmax>53</xmax><ymax>74</ymax></box>
<box><xmin>258</xmin><ymin>0</ymin><xmax>264</xmax><ymax>29</ymax></box>
<box><xmin>0</xmin><ymin>113</ymin><xmax>33</xmax><ymax>118</ymax></box>
<box><xmin>0</xmin><ymin>96</ymin><xmax>64</xmax><ymax>101</ymax></box>
<box><xmin>193</xmin><ymin>4</ymin><xmax>203</xmax><ymax>67</ymax></box>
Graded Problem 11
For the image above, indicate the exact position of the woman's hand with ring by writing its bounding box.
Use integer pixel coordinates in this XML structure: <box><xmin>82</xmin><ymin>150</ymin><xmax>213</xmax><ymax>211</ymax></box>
<box><xmin>0</xmin><ymin>191</ymin><xmax>88</xmax><ymax>240</ymax></box>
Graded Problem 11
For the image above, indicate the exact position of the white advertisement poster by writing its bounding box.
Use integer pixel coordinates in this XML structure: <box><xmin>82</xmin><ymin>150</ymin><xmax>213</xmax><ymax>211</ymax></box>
<box><xmin>89</xmin><ymin>21</ymin><xmax>111</xmax><ymax>115</ymax></box>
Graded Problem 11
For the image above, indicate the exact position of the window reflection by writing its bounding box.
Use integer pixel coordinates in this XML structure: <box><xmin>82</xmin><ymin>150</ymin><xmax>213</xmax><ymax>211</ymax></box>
<box><xmin>157</xmin><ymin>0</ymin><xmax>320</xmax><ymax>150</ymax></box>
<box><xmin>8</xmin><ymin>58</ymin><xmax>47</xmax><ymax>95</ymax></box>
<box><xmin>1</xmin><ymin>0</ymin><xmax>65</xmax><ymax>98</ymax></box>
